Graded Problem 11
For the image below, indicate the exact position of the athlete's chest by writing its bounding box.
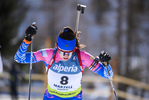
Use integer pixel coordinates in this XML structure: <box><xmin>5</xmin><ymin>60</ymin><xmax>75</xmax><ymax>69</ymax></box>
<box><xmin>50</xmin><ymin>53</ymin><xmax>82</xmax><ymax>74</ymax></box>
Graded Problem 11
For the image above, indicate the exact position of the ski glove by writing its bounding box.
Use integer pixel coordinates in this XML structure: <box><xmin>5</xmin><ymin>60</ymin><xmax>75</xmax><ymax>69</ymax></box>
<box><xmin>25</xmin><ymin>24</ymin><xmax>37</xmax><ymax>41</ymax></box>
<box><xmin>99</xmin><ymin>51</ymin><xmax>111</xmax><ymax>63</ymax></box>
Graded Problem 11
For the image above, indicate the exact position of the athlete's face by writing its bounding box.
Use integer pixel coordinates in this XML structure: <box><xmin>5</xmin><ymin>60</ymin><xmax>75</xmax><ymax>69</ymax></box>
<box><xmin>59</xmin><ymin>51</ymin><xmax>73</xmax><ymax>61</ymax></box>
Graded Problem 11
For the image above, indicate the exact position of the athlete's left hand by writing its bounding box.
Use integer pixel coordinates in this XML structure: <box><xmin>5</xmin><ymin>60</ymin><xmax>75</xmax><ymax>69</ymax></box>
<box><xmin>99</xmin><ymin>51</ymin><xmax>111</xmax><ymax>63</ymax></box>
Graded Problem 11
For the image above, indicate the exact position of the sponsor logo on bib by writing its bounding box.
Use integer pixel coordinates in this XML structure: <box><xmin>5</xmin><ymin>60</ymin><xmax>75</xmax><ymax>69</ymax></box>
<box><xmin>53</xmin><ymin>64</ymin><xmax>78</xmax><ymax>73</ymax></box>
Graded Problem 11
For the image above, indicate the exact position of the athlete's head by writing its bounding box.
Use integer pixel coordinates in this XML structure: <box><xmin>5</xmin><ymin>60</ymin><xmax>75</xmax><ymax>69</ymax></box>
<box><xmin>57</xmin><ymin>27</ymin><xmax>76</xmax><ymax>51</ymax></box>
<box><xmin>57</xmin><ymin>27</ymin><xmax>85</xmax><ymax>61</ymax></box>
<box><xmin>56</xmin><ymin>27</ymin><xmax>76</xmax><ymax>60</ymax></box>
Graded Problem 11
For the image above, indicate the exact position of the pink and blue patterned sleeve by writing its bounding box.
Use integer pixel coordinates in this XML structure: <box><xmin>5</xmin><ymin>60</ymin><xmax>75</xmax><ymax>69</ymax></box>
<box><xmin>80</xmin><ymin>50</ymin><xmax>113</xmax><ymax>78</ymax></box>
<box><xmin>14</xmin><ymin>41</ymin><xmax>53</xmax><ymax>67</ymax></box>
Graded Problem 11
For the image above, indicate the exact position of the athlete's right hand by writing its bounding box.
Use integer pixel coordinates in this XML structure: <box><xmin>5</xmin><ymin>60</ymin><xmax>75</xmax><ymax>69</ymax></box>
<box><xmin>25</xmin><ymin>22</ymin><xmax>37</xmax><ymax>41</ymax></box>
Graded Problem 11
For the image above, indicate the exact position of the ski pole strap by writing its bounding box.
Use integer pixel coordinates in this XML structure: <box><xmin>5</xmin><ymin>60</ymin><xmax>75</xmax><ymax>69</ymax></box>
<box><xmin>76</xmin><ymin>49</ymin><xmax>84</xmax><ymax>73</ymax></box>
<box><xmin>89</xmin><ymin>57</ymin><xmax>99</xmax><ymax>70</ymax></box>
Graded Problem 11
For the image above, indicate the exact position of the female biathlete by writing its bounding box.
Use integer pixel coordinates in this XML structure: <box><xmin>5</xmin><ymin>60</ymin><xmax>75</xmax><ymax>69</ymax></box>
<box><xmin>14</xmin><ymin>24</ymin><xmax>113</xmax><ymax>100</ymax></box>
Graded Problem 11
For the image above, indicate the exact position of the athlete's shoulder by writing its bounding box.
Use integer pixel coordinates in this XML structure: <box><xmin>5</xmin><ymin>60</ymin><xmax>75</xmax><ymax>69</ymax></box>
<box><xmin>80</xmin><ymin>50</ymin><xmax>94</xmax><ymax>60</ymax></box>
<box><xmin>39</xmin><ymin>48</ymin><xmax>54</xmax><ymax>52</ymax></box>
<box><xmin>34</xmin><ymin>48</ymin><xmax>54</xmax><ymax>57</ymax></box>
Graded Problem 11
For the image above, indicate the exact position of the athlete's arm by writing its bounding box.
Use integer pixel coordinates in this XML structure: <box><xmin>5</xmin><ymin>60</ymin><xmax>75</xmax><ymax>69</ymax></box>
<box><xmin>14</xmin><ymin>39</ymin><xmax>53</xmax><ymax>66</ymax></box>
<box><xmin>80</xmin><ymin>50</ymin><xmax>113</xmax><ymax>78</ymax></box>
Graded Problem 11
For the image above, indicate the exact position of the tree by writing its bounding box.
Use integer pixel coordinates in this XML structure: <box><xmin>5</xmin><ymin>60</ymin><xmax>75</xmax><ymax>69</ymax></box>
<box><xmin>117</xmin><ymin>0</ymin><xmax>149</xmax><ymax>99</ymax></box>
<box><xmin>0</xmin><ymin>0</ymin><xmax>28</xmax><ymax>72</ymax></box>
<box><xmin>0</xmin><ymin>0</ymin><xmax>28</xmax><ymax>57</ymax></box>
<box><xmin>91</xmin><ymin>0</ymin><xmax>149</xmax><ymax>99</ymax></box>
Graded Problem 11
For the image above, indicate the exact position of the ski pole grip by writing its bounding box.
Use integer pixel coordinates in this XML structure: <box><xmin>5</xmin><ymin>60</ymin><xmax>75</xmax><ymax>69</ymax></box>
<box><xmin>31</xmin><ymin>22</ymin><xmax>37</xmax><ymax>31</ymax></box>
<box><xmin>77</xmin><ymin>4</ymin><xmax>86</xmax><ymax>14</ymax></box>
<box><xmin>100</xmin><ymin>50</ymin><xmax>105</xmax><ymax>55</ymax></box>
<box><xmin>31</xmin><ymin>22</ymin><xmax>37</xmax><ymax>39</ymax></box>
<box><xmin>32</xmin><ymin>22</ymin><xmax>36</xmax><ymax>26</ymax></box>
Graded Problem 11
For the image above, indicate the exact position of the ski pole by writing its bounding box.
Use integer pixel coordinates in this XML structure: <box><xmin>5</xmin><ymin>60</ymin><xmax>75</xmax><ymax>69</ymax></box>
<box><xmin>75</xmin><ymin>4</ymin><xmax>86</xmax><ymax>33</ymax></box>
<box><xmin>100</xmin><ymin>51</ymin><xmax>118</xmax><ymax>100</ymax></box>
<box><xmin>105</xmin><ymin>64</ymin><xmax>118</xmax><ymax>100</ymax></box>
<box><xmin>28</xmin><ymin>22</ymin><xmax>36</xmax><ymax>100</ymax></box>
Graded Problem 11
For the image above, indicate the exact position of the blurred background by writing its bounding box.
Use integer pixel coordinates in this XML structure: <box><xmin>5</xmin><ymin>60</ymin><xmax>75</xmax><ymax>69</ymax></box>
<box><xmin>0</xmin><ymin>0</ymin><xmax>149</xmax><ymax>100</ymax></box>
